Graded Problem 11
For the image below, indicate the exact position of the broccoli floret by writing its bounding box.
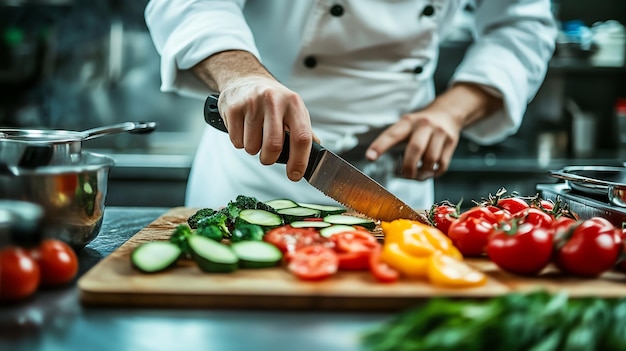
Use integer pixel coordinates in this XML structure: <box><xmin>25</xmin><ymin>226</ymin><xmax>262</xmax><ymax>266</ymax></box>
<box><xmin>187</xmin><ymin>208</ymin><xmax>217</xmax><ymax>229</ymax></box>
<box><xmin>196</xmin><ymin>224</ymin><xmax>225</xmax><ymax>242</ymax></box>
<box><xmin>230</xmin><ymin>223</ymin><xmax>265</xmax><ymax>242</ymax></box>
<box><xmin>169</xmin><ymin>224</ymin><xmax>193</xmax><ymax>254</ymax></box>
<box><xmin>198</xmin><ymin>212</ymin><xmax>231</xmax><ymax>237</ymax></box>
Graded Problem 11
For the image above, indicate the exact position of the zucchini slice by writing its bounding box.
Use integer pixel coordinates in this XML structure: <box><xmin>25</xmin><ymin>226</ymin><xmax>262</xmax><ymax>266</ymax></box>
<box><xmin>188</xmin><ymin>235</ymin><xmax>239</xmax><ymax>273</ymax></box>
<box><xmin>277</xmin><ymin>207</ymin><xmax>321</xmax><ymax>223</ymax></box>
<box><xmin>264</xmin><ymin>198</ymin><xmax>299</xmax><ymax>210</ymax></box>
<box><xmin>323</xmin><ymin>214</ymin><xmax>376</xmax><ymax>230</ymax></box>
<box><xmin>319</xmin><ymin>225</ymin><xmax>357</xmax><ymax>238</ymax></box>
<box><xmin>131</xmin><ymin>241</ymin><xmax>182</xmax><ymax>273</ymax></box>
<box><xmin>237</xmin><ymin>209</ymin><xmax>283</xmax><ymax>228</ymax></box>
<box><xmin>290</xmin><ymin>220</ymin><xmax>332</xmax><ymax>229</ymax></box>
<box><xmin>297</xmin><ymin>203</ymin><xmax>347</xmax><ymax>216</ymax></box>
<box><xmin>231</xmin><ymin>241</ymin><xmax>283</xmax><ymax>268</ymax></box>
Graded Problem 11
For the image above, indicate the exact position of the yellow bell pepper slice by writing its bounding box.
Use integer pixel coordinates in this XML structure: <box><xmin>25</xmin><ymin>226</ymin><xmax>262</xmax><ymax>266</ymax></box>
<box><xmin>427</xmin><ymin>252</ymin><xmax>487</xmax><ymax>288</ymax></box>
<box><xmin>379</xmin><ymin>242</ymin><xmax>429</xmax><ymax>278</ymax></box>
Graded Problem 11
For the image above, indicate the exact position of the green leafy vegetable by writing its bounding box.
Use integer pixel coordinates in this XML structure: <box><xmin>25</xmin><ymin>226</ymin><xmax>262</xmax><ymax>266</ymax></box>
<box><xmin>187</xmin><ymin>208</ymin><xmax>217</xmax><ymax>229</ymax></box>
<box><xmin>361</xmin><ymin>291</ymin><xmax>626</xmax><ymax>351</ymax></box>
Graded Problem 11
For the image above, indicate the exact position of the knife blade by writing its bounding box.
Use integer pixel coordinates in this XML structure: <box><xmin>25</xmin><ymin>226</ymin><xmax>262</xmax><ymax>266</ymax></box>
<box><xmin>203</xmin><ymin>94</ymin><xmax>428</xmax><ymax>223</ymax></box>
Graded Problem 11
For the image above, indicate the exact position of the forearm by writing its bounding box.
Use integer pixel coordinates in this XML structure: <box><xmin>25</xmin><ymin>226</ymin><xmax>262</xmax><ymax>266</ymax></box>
<box><xmin>430</xmin><ymin>82</ymin><xmax>503</xmax><ymax>128</ymax></box>
<box><xmin>191</xmin><ymin>50</ymin><xmax>275</xmax><ymax>92</ymax></box>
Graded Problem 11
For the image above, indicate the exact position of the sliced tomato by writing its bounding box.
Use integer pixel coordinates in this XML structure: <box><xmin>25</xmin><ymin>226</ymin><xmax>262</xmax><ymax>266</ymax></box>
<box><xmin>287</xmin><ymin>245</ymin><xmax>339</xmax><ymax>281</ymax></box>
<box><xmin>369</xmin><ymin>246</ymin><xmax>399</xmax><ymax>283</ymax></box>
<box><xmin>332</xmin><ymin>231</ymin><xmax>378</xmax><ymax>253</ymax></box>
<box><xmin>336</xmin><ymin>250</ymin><xmax>372</xmax><ymax>270</ymax></box>
<box><xmin>264</xmin><ymin>226</ymin><xmax>332</xmax><ymax>254</ymax></box>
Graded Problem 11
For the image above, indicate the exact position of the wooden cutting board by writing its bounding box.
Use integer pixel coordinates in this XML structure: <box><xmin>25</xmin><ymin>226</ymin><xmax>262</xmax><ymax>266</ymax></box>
<box><xmin>78</xmin><ymin>207</ymin><xmax>626</xmax><ymax>311</ymax></box>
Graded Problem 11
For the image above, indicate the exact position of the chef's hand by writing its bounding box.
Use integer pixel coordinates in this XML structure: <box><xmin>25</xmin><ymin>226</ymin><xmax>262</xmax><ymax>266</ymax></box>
<box><xmin>193</xmin><ymin>50</ymin><xmax>317</xmax><ymax>182</ymax></box>
<box><xmin>365</xmin><ymin>83</ymin><xmax>503</xmax><ymax>181</ymax></box>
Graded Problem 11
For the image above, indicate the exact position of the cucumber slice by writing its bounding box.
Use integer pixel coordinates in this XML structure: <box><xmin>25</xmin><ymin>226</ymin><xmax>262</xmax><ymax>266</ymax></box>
<box><xmin>297</xmin><ymin>203</ymin><xmax>347</xmax><ymax>216</ymax></box>
<box><xmin>237</xmin><ymin>209</ymin><xmax>283</xmax><ymax>228</ymax></box>
<box><xmin>188</xmin><ymin>235</ymin><xmax>239</xmax><ymax>273</ymax></box>
<box><xmin>319</xmin><ymin>225</ymin><xmax>356</xmax><ymax>238</ymax></box>
<box><xmin>323</xmin><ymin>214</ymin><xmax>376</xmax><ymax>230</ymax></box>
<box><xmin>277</xmin><ymin>207</ymin><xmax>321</xmax><ymax>223</ymax></box>
<box><xmin>131</xmin><ymin>241</ymin><xmax>181</xmax><ymax>273</ymax></box>
<box><xmin>231</xmin><ymin>241</ymin><xmax>283</xmax><ymax>268</ymax></box>
<box><xmin>290</xmin><ymin>221</ymin><xmax>332</xmax><ymax>229</ymax></box>
<box><xmin>264</xmin><ymin>198</ymin><xmax>299</xmax><ymax>210</ymax></box>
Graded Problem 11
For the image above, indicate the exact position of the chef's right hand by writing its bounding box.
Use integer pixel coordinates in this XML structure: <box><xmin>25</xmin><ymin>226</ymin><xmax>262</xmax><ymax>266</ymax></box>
<box><xmin>217</xmin><ymin>76</ymin><xmax>315</xmax><ymax>182</ymax></box>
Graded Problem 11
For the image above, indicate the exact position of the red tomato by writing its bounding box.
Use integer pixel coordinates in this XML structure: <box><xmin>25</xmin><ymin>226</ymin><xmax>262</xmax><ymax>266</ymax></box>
<box><xmin>517</xmin><ymin>208</ymin><xmax>554</xmax><ymax>230</ymax></box>
<box><xmin>457</xmin><ymin>206</ymin><xmax>499</xmax><ymax>226</ymax></box>
<box><xmin>483</xmin><ymin>205</ymin><xmax>512</xmax><ymax>224</ymax></box>
<box><xmin>28</xmin><ymin>239</ymin><xmax>78</xmax><ymax>287</ymax></box>
<box><xmin>486</xmin><ymin>222</ymin><xmax>553</xmax><ymax>275</ymax></box>
<box><xmin>264</xmin><ymin>226</ymin><xmax>332</xmax><ymax>254</ymax></box>
<box><xmin>552</xmin><ymin>216</ymin><xmax>577</xmax><ymax>233</ymax></box>
<box><xmin>0</xmin><ymin>247</ymin><xmax>41</xmax><ymax>301</ymax></box>
<box><xmin>287</xmin><ymin>245</ymin><xmax>339</xmax><ymax>281</ymax></box>
<box><xmin>332</xmin><ymin>231</ymin><xmax>378</xmax><ymax>253</ymax></box>
<box><xmin>428</xmin><ymin>203</ymin><xmax>458</xmax><ymax>235</ymax></box>
<box><xmin>369</xmin><ymin>246</ymin><xmax>399</xmax><ymax>283</ymax></box>
<box><xmin>447</xmin><ymin>216</ymin><xmax>494</xmax><ymax>256</ymax></box>
<box><xmin>496</xmin><ymin>197</ymin><xmax>530</xmax><ymax>216</ymax></box>
<box><xmin>554</xmin><ymin>217</ymin><xmax>621</xmax><ymax>277</ymax></box>
<box><xmin>336</xmin><ymin>251</ymin><xmax>372</xmax><ymax>270</ymax></box>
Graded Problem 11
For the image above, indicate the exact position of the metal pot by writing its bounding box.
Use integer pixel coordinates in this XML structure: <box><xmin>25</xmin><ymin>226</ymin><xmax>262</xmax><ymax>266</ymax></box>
<box><xmin>0</xmin><ymin>121</ymin><xmax>156</xmax><ymax>168</ymax></box>
<box><xmin>0</xmin><ymin>152</ymin><xmax>115</xmax><ymax>250</ymax></box>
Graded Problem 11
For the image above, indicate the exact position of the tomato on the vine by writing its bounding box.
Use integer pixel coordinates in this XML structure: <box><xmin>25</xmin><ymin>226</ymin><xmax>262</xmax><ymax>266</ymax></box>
<box><xmin>447</xmin><ymin>215</ymin><xmax>494</xmax><ymax>256</ymax></box>
<box><xmin>496</xmin><ymin>197</ymin><xmax>530</xmax><ymax>216</ymax></box>
<box><xmin>28</xmin><ymin>239</ymin><xmax>79</xmax><ymax>287</ymax></box>
<box><xmin>0</xmin><ymin>247</ymin><xmax>40</xmax><ymax>301</ymax></box>
<box><xmin>532</xmin><ymin>199</ymin><xmax>555</xmax><ymax>212</ymax></box>
<box><xmin>517</xmin><ymin>208</ymin><xmax>554</xmax><ymax>230</ymax></box>
<box><xmin>456</xmin><ymin>206</ymin><xmax>499</xmax><ymax>226</ymax></box>
<box><xmin>554</xmin><ymin>217</ymin><xmax>621</xmax><ymax>277</ymax></box>
<box><xmin>486</xmin><ymin>222</ymin><xmax>553</xmax><ymax>275</ymax></box>
<box><xmin>428</xmin><ymin>203</ymin><xmax>458</xmax><ymax>235</ymax></box>
<box><xmin>483</xmin><ymin>205</ymin><xmax>512</xmax><ymax>224</ymax></box>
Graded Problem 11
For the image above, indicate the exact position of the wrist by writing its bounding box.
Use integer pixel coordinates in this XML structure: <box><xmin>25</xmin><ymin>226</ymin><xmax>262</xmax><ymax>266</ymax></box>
<box><xmin>432</xmin><ymin>82</ymin><xmax>503</xmax><ymax>127</ymax></box>
<box><xmin>192</xmin><ymin>50</ymin><xmax>275</xmax><ymax>92</ymax></box>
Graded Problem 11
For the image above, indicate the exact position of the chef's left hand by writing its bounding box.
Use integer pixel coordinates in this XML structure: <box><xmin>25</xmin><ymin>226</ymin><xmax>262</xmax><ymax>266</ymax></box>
<box><xmin>365</xmin><ymin>83</ymin><xmax>503</xmax><ymax>181</ymax></box>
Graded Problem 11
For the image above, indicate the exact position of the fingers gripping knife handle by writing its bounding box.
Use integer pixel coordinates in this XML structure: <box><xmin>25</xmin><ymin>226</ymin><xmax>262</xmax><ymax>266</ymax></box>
<box><xmin>203</xmin><ymin>94</ymin><xmax>324</xmax><ymax>179</ymax></box>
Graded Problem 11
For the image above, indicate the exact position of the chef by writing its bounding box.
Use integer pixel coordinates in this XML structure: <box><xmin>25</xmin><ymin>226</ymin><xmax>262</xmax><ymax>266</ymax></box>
<box><xmin>145</xmin><ymin>0</ymin><xmax>556</xmax><ymax>210</ymax></box>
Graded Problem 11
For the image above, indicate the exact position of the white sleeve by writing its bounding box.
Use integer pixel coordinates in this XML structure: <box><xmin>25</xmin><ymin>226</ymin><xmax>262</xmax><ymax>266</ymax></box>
<box><xmin>144</xmin><ymin>0</ymin><xmax>260</xmax><ymax>99</ymax></box>
<box><xmin>451</xmin><ymin>0</ymin><xmax>557</xmax><ymax>145</ymax></box>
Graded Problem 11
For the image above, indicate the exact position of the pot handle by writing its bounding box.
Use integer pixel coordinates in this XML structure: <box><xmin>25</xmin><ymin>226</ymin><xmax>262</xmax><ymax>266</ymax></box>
<box><xmin>81</xmin><ymin>122</ymin><xmax>157</xmax><ymax>141</ymax></box>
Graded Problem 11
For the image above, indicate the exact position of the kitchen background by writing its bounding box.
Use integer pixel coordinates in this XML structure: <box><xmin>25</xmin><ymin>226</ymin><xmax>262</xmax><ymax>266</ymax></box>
<box><xmin>1</xmin><ymin>0</ymin><xmax>625</xmax><ymax>208</ymax></box>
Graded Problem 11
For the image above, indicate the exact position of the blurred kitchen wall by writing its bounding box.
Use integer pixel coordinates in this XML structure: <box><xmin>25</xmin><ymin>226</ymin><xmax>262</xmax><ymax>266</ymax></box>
<box><xmin>0</xmin><ymin>0</ymin><xmax>205</xmax><ymax>155</ymax></box>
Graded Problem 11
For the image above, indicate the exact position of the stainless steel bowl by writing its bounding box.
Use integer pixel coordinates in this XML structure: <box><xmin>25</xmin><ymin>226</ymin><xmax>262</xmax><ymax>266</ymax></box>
<box><xmin>0</xmin><ymin>152</ymin><xmax>114</xmax><ymax>250</ymax></box>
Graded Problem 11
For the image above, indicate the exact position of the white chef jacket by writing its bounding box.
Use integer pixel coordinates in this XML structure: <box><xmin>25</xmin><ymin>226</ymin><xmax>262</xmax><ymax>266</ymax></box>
<box><xmin>145</xmin><ymin>0</ymin><xmax>556</xmax><ymax>210</ymax></box>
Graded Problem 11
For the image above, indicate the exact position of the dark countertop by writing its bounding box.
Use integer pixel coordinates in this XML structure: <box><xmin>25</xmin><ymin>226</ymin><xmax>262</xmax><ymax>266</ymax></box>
<box><xmin>0</xmin><ymin>207</ymin><xmax>389</xmax><ymax>351</ymax></box>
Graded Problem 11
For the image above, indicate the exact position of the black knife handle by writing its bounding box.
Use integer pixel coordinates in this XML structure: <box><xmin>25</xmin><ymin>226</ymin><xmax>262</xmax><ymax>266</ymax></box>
<box><xmin>204</xmin><ymin>94</ymin><xmax>324</xmax><ymax>179</ymax></box>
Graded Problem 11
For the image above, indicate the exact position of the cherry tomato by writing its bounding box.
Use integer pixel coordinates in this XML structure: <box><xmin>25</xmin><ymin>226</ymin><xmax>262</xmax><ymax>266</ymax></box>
<box><xmin>496</xmin><ymin>197</ymin><xmax>530</xmax><ymax>216</ymax></box>
<box><xmin>486</xmin><ymin>222</ymin><xmax>553</xmax><ymax>275</ymax></box>
<box><xmin>264</xmin><ymin>226</ymin><xmax>332</xmax><ymax>254</ymax></box>
<box><xmin>517</xmin><ymin>208</ymin><xmax>554</xmax><ymax>230</ymax></box>
<box><xmin>532</xmin><ymin>199</ymin><xmax>555</xmax><ymax>212</ymax></box>
<box><xmin>554</xmin><ymin>217</ymin><xmax>621</xmax><ymax>277</ymax></box>
<box><xmin>428</xmin><ymin>203</ymin><xmax>458</xmax><ymax>235</ymax></box>
<box><xmin>0</xmin><ymin>247</ymin><xmax>41</xmax><ymax>301</ymax></box>
<box><xmin>28</xmin><ymin>239</ymin><xmax>79</xmax><ymax>287</ymax></box>
<box><xmin>483</xmin><ymin>205</ymin><xmax>512</xmax><ymax>224</ymax></box>
<box><xmin>447</xmin><ymin>216</ymin><xmax>494</xmax><ymax>256</ymax></box>
<box><xmin>287</xmin><ymin>245</ymin><xmax>338</xmax><ymax>281</ymax></box>
<box><xmin>369</xmin><ymin>246</ymin><xmax>399</xmax><ymax>283</ymax></box>
<box><xmin>456</xmin><ymin>206</ymin><xmax>499</xmax><ymax>226</ymax></box>
<box><xmin>552</xmin><ymin>216</ymin><xmax>577</xmax><ymax>234</ymax></box>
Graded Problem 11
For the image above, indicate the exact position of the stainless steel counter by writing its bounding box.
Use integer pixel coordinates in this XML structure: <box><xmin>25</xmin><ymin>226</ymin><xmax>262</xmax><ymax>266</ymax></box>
<box><xmin>0</xmin><ymin>207</ymin><xmax>389</xmax><ymax>351</ymax></box>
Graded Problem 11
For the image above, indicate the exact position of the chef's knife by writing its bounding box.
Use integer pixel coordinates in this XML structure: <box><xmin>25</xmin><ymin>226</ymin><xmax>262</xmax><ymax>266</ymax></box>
<box><xmin>203</xmin><ymin>94</ymin><xmax>428</xmax><ymax>224</ymax></box>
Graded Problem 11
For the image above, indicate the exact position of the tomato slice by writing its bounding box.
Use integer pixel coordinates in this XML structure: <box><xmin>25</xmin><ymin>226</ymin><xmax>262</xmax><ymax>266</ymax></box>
<box><xmin>369</xmin><ymin>246</ymin><xmax>399</xmax><ymax>283</ymax></box>
<box><xmin>287</xmin><ymin>245</ymin><xmax>339</xmax><ymax>281</ymax></box>
<box><xmin>332</xmin><ymin>231</ymin><xmax>378</xmax><ymax>253</ymax></box>
<box><xmin>264</xmin><ymin>226</ymin><xmax>332</xmax><ymax>254</ymax></box>
<box><xmin>336</xmin><ymin>250</ymin><xmax>372</xmax><ymax>270</ymax></box>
